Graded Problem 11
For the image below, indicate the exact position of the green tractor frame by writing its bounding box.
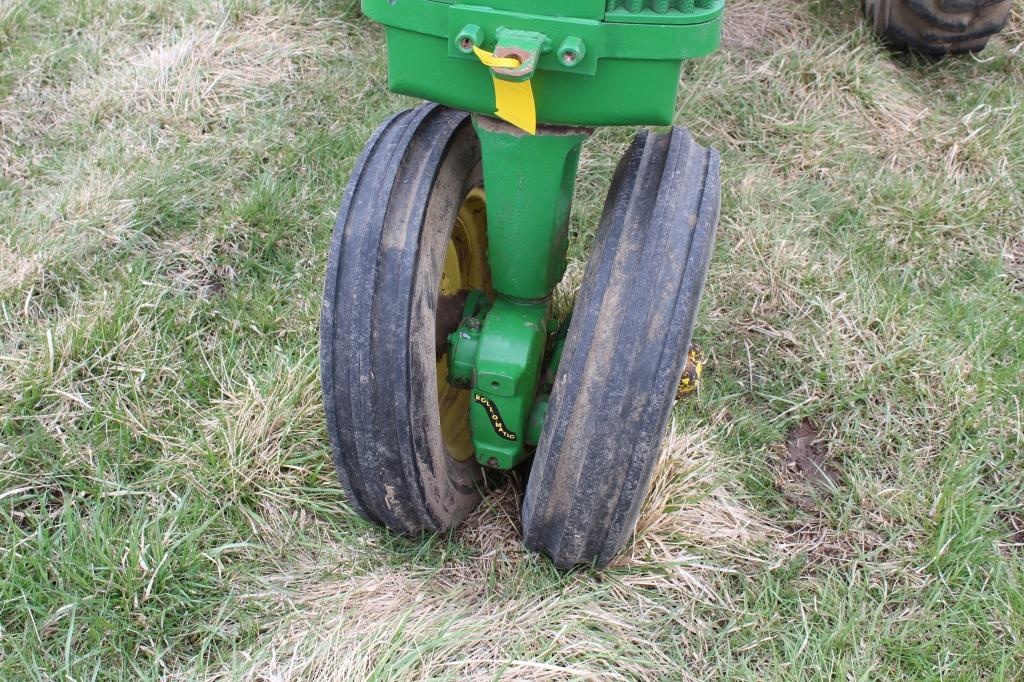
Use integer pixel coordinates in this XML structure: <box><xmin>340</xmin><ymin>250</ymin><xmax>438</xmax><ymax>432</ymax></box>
<box><xmin>320</xmin><ymin>0</ymin><xmax>1012</xmax><ymax>569</ymax></box>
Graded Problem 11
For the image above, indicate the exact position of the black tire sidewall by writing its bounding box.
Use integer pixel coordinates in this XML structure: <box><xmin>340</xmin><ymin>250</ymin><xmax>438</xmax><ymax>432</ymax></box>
<box><xmin>406</xmin><ymin>127</ymin><xmax>486</xmax><ymax>529</ymax></box>
<box><xmin>321</xmin><ymin>105</ymin><xmax>485</xmax><ymax>535</ymax></box>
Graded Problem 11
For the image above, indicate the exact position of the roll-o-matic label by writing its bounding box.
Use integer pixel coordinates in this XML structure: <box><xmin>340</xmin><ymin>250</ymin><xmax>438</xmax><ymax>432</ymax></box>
<box><xmin>474</xmin><ymin>393</ymin><xmax>518</xmax><ymax>442</ymax></box>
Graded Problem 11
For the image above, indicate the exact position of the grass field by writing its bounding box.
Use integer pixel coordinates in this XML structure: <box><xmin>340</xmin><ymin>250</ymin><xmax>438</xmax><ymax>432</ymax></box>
<box><xmin>2</xmin><ymin>0</ymin><xmax>1023</xmax><ymax>679</ymax></box>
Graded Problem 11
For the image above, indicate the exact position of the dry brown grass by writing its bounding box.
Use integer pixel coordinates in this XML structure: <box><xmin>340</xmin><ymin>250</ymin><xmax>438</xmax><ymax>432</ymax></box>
<box><xmin>620</xmin><ymin>421</ymin><xmax>775</xmax><ymax>571</ymax></box>
<box><xmin>195</xmin><ymin>414</ymin><xmax>783</xmax><ymax>681</ymax></box>
<box><xmin>721</xmin><ymin>0</ymin><xmax>817</xmax><ymax>52</ymax></box>
<box><xmin>0</xmin><ymin>244</ymin><xmax>40</xmax><ymax>295</ymax></box>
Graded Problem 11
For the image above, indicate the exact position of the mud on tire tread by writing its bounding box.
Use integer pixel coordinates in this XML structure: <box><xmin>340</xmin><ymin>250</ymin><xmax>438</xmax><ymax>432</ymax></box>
<box><xmin>521</xmin><ymin>128</ymin><xmax>720</xmax><ymax>569</ymax></box>
<box><xmin>321</xmin><ymin>103</ymin><xmax>485</xmax><ymax>536</ymax></box>
<box><xmin>865</xmin><ymin>0</ymin><xmax>1013</xmax><ymax>54</ymax></box>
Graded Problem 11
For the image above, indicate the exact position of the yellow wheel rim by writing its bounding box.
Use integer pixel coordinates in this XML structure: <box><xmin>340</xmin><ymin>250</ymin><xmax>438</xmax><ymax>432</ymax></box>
<box><xmin>437</xmin><ymin>187</ymin><xmax>490</xmax><ymax>462</ymax></box>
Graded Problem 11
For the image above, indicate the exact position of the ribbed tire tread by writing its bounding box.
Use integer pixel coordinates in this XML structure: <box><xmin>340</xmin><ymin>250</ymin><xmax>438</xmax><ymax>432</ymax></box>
<box><xmin>522</xmin><ymin>128</ymin><xmax>721</xmax><ymax>569</ymax></box>
<box><xmin>321</xmin><ymin>104</ymin><xmax>484</xmax><ymax>535</ymax></box>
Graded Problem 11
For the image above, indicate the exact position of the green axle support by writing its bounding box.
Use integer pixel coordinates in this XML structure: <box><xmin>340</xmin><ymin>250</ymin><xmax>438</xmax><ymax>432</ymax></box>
<box><xmin>445</xmin><ymin>118</ymin><xmax>587</xmax><ymax>470</ymax></box>
<box><xmin>365</xmin><ymin>0</ymin><xmax>724</xmax><ymax>469</ymax></box>
<box><xmin>473</xmin><ymin>118</ymin><xmax>588</xmax><ymax>301</ymax></box>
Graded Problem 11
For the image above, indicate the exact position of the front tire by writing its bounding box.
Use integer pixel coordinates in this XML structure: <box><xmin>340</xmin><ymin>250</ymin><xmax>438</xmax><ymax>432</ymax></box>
<box><xmin>321</xmin><ymin>104</ymin><xmax>488</xmax><ymax>535</ymax></box>
<box><xmin>522</xmin><ymin>128</ymin><xmax>721</xmax><ymax>569</ymax></box>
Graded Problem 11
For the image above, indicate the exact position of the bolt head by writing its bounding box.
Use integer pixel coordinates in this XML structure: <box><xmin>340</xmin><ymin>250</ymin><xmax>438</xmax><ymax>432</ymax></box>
<box><xmin>556</xmin><ymin>36</ymin><xmax>586</xmax><ymax>68</ymax></box>
<box><xmin>456</xmin><ymin>24</ymin><xmax>484</xmax><ymax>54</ymax></box>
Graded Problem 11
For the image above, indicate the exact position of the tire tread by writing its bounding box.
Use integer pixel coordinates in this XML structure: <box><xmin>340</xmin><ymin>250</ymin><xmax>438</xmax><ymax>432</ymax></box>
<box><xmin>321</xmin><ymin>104</ymin><xmax>484</xmax><ymax>535</ymax></box>
<box><xmin>522</xmin><ymin>128</ymin><xmax>720</xmax><ymax>569</ymax></box>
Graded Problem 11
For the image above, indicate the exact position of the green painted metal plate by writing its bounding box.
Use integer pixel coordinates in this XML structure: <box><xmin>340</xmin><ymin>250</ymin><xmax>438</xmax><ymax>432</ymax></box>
<box><xmin>447</xmin><ymin>7</ymin><xmax>603</xmax><ymax>77</ymax></box>
<box><xmin>455</xmin><ymin>0</ymin><xmax>607</xmax><ymax>20</ymax></box>
<box><xmin>363</xmin><ymin>0</ymin><xmax>723</xmax><ymax>127</ymax></box>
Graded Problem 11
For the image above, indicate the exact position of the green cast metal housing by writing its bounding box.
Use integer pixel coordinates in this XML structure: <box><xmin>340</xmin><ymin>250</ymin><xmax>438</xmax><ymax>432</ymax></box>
<box><xmin>468</xmin><ymin>299</ymin><xmax>548</xmax><ymax>469</ymax></box>
<box><xmin>453</xmin><ymin>117</ymin><xmax>589</xmax><ymax>470</ymax></box>
<box><xmin>363</xmin><ymin>0</ymin><xmax>724</xmax><ymax>469</ymax></box>
<box><xmin>449</xmin><ymin>298</ymin><xmax>568</xmax><ymax>469</ymax></box>
<box><xmin>363</xmin><ymin>0</ymin><xmax>724</xmax><ymax>126</ymax></box>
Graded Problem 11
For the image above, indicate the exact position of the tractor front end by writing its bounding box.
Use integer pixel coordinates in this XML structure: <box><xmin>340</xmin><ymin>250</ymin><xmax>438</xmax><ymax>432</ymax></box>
<box><xmin>320</xmin><ymin>0</ymin><xmax>724</xmax><ymax>568</ymax></box>
<box><xmin>365</xmin><ymin>0</ymin><xmax>723</xmax><ymax>128</ymax></box>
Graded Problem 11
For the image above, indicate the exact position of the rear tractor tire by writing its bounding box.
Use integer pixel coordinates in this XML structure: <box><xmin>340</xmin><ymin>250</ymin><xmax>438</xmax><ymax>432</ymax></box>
<box><xmin>864</xmin><ymin>0</ymin><xmax>1013</xmax><ymax>54</ymax></box>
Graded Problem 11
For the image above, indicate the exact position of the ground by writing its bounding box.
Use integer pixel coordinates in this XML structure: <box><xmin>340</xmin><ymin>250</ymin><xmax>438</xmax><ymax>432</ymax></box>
<box><xmin>1</xmin><ymin>0</ymin><xmax>1022</xmax><ymax>679</ymax></box>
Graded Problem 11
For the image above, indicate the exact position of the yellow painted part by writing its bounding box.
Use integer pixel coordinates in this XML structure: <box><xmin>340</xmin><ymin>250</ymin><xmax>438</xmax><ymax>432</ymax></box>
<box><xmin>472</xmin><ymin>46</ymin><xmax>537</xmax><ymax>136</ymax></box>
<box><xmin>437</xmin><ymin>187</ymin><xmax>490</xmax><ymax>461</ymax></box>
<box><xmin>440</xmin><ymin>240</ymin><xmax>461</xmax><ymax>296</ymax></box>
<box><xmin>677</xmin><ymin>345</ymin><xmax>705</xmax><ymax>400</ymax></box>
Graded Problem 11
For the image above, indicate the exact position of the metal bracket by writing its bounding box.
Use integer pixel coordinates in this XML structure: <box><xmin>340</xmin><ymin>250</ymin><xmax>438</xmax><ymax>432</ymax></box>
<box><xmin>447</xmin><ymin>6</ymin><xmax>601</xmax><ymax>77</ymax></box>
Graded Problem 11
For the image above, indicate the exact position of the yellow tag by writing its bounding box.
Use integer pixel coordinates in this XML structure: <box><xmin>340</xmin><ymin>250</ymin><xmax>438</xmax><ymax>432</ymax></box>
<box><xmin>472</xmin><ymin>46</ymin><xmax>537</xmax><ymax>136</ymax></box>
<box><xmin>490</xmin><ymin>78</ymin><xmax>536</xmax><ymax>135</ymax></box>
<box><xmin>471</xmin><ymin>46</ymin><xmax>521</xmax><ymax>70</ymax></box>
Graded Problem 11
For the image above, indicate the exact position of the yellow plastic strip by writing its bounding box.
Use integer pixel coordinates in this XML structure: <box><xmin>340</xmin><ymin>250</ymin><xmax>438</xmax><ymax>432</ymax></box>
<box><xmin>472</xmin><ymin>46</ymin><xmax>522</xmax><ymax>70</ymax></box>
<box><xmin>491</xmin><ymin>79</ymin><xmax>536</xmax><ymax>136</ymax></box>
<box><xmin>472</xmin><ymin>46</ymin><xmax>537</xmax><ymax>136</ymax></box>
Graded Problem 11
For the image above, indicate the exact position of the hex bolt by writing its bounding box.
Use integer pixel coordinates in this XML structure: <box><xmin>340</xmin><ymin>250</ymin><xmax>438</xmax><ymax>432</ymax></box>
<box><xmin>456</xmin><ymin>24</ymin><xmax>485</xmax><ymax>54</ymax></box>
<box><xmin>557</xmin><ymin>36</ymin><xmax>586</xmax><ymax>67</ymax></box>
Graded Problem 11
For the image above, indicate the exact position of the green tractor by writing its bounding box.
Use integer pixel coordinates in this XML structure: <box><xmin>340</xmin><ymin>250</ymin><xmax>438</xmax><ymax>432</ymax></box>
<box><xmin>319</xmin><ymin>0</ymin><xmax>1013</xmax><ymax>570</ymax></box>
<box><xmin>864</xmin><ymin>0</ymin><xmax>1014</xmax><ymax>54</ymax></box>
<box><xmin>321</xmin><ymin>0</ymin><xmax>723</xmax><ymax>569</ymax></box>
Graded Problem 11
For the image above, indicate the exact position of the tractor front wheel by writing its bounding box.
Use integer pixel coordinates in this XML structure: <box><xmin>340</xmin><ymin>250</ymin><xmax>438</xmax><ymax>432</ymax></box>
<box><xmin>522</xmin><ymin>128</ymin><xmax>721</xmax><ymax>569</ymax></box>
<box><xmin>320</xmin><ymin>104</ymin><xmax>489</xmax><ymax>535</ymax></box>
